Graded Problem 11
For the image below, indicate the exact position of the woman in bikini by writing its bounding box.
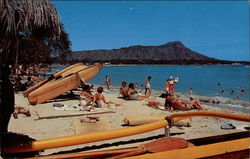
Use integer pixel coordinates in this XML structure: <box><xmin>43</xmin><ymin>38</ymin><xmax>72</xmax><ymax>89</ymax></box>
<box><xmin>165</xmin><ymin>94</ymin><xmax>207</xmax><ymax>111</ymax></box>
<box><xmin>94</xmin><ymin>87</ymin><xmax>121</xmax><ymax>107</ymax></box>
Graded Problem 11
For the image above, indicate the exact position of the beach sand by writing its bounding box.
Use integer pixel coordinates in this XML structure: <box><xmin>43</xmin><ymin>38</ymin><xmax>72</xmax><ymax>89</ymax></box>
<box><xmin>8</xmin><ymin>86</ymin><xmax>250</xmax><ymax>156</ymax></box>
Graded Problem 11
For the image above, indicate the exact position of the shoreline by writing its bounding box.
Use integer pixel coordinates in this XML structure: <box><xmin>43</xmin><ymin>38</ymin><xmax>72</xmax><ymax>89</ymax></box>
<box><xmin>92</xmin><ymin>84</ymin><xmax>250</xmax><ymax>113</ymax></box>
<box><xmin>50</xmin><ymin>63</ymin><xmax>250</xmax><ymax>67</ymax></box>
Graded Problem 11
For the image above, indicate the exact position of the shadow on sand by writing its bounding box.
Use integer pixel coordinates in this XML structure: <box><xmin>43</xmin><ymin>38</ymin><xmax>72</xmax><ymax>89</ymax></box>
<box><xmin>0</xmin><ymin>132</ymin><xmax>42</xmax><ymax>158</ymax></box>
<box><xmin>43</xmin><ymin>91</ymin><xmax>80</xmax><ymax>104</ymax></box>
<box><xmin>1</xmin><ymin>132</ymin><xmax>184</xmax><ymax>158</ymax></box>
<box><xmin>49</xmin><ymin>132</ymin><xmax>184</xmax><ymax>156</ymax></box>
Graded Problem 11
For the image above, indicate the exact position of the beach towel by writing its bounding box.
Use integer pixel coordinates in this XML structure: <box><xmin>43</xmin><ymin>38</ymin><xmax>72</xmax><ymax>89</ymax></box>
<box><xmin>52</xmin><ymin>101</ymin><xmax>90</xmax><ymax>111</ymax></box>
<box><xmin>52</xmin><ymin>102</ymin><xmax>116</xmax><ymax>112</ymax></box>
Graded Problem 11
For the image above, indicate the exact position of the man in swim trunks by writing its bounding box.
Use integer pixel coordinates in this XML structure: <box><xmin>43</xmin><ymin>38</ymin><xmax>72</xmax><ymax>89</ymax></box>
<box><xmin>119</xmin><ymin>81</ymin><xmax>129</xmax><ymax>98</ymax></box>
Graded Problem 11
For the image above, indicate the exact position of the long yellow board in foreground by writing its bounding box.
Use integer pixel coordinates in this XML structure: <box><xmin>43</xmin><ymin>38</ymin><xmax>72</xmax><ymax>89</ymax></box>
<box><xmin>3</xmin><ymin>112</ymin><xmax>250</xmax><ymax>154</ymax></box>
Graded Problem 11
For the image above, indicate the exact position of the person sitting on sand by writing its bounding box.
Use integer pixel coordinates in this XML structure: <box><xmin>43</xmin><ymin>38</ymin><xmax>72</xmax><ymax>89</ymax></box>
<box><xmin>79</xmin><ymin>85</ymin><xmax>94</xmax><ymax>105</ymax></box>
<box><xmin>165</xmin><ymin>94</ymin><xmax>207</xmax><ymax>111</ymax></box>
<box><xmin>127</xmin><ymin>83</ymin><xmax>149</xmax><ymax>100</ymax></box>
<box><xmin>119</xmin><ymin>81</ymin><xmax>129</xmax><ymax>98</ymax></box>
<box><xmin>94</xmin><ymin>87</ymin><xmax>121</xmax><ymax>108</ymax></box>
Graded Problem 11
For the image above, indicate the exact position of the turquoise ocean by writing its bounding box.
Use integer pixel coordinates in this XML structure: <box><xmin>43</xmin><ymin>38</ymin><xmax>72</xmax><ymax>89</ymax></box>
<box><xmin>52</xmin><ymin>65</ymin><xmax>250</xmax><ymax>102</ymax></box>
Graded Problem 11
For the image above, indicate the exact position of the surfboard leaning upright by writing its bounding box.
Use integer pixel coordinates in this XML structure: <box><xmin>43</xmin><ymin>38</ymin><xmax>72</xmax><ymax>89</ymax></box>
<box><xmin>23</xmin><ymin>63</ymin><xmax>87</xmax><ymax>97</ymax></box>
<box><xmin>27</xmin><ymin>64</ymin><xmax>103</xmax><ymax>105</ymax></box>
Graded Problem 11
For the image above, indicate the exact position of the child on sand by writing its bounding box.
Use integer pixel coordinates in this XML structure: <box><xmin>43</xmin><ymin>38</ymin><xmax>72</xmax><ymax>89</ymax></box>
<box><xmin>94</xmin><ymin>87</ymin><xmax>121</xmax><ymax>108</ymax></box>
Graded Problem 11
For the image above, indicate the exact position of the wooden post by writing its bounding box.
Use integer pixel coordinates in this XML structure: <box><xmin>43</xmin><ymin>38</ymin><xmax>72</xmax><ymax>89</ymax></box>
<box><xmin>35</xmin><ymin>111</ymin><xmax>116</xmax><ymax>120</ymax></box>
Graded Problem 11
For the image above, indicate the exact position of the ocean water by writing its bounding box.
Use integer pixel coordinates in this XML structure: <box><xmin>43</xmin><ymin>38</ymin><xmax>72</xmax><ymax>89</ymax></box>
<box><xmin>51</xmin><ymin>65</ymin><xmax>250</xmax><ymax>101</ymax></box>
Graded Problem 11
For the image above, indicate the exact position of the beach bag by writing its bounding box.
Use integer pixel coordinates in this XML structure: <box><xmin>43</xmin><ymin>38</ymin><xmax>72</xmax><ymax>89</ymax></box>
<box><xmin>221</xmin><ymin>121</ymin><xmax>236</xmax><ymax>130</ymax></box>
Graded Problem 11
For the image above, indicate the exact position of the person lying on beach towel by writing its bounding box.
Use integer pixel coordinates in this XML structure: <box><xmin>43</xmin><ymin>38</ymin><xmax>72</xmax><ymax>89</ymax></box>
<box><xmin>94</xmin><ymin>87</ymin><xmax>121</xmax><ymax>108</ymax></box>
<box><xmin>13</xmin><ymin>105</ymin><xmax>31</xmax><ymax>119</ymax></box>
<box><xmin>165</xmin><ymin>94</ymin><xmax>207</xmax><ymax>111</ymax></box>
<box><xmin>127</xmin><ymin>83</ymin><xmax>149</xmax><ymax>101</ymax></box>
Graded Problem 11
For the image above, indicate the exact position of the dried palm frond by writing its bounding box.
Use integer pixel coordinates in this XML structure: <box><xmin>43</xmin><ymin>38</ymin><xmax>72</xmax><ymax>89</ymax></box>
<box><xmin>0</xmin><ymin>0</ymin><xmax>61</xmax><ymax>37</ymax></box>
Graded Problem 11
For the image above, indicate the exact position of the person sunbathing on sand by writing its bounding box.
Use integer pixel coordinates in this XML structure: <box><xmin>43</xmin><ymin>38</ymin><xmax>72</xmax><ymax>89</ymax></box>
<box><xmin>13</xmin><ymin>105</ymin><xmax>31</xmax><ymax>119</ymax></box>
<box><xmin>165</xmin><ymin>94</ymin><xmax>207</xmax><ymax>111</ymax></box>
<box><xmin>94</xmin><ymin>87</ymin><xmax>121</xmax><ymax>108</ymax></box>
<box><xmin>127</xmin><ymin>83</ymin><xmax>149</xmax><ymax>101</ymax></box>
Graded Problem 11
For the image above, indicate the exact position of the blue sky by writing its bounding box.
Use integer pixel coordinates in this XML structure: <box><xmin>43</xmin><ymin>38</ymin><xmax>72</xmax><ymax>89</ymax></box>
<box><xmin>54</xmin><ymin>1</ymin><xmax>249</xmax><ymax>61</ymax></box>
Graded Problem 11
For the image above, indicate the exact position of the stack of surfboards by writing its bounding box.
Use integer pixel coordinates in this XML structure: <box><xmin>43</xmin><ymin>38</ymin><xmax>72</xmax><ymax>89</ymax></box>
<box><xmin>23</xmin><ymin>63</ymin><xmax>102</xmax><ymax>105</ymax></box>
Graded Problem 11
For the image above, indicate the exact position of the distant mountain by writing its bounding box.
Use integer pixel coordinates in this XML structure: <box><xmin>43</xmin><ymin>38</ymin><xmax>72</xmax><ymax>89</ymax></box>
<box><xmin>66</xmin><ymin>41</ymin><xmax>245</xmax><ymax>64</ymax></box>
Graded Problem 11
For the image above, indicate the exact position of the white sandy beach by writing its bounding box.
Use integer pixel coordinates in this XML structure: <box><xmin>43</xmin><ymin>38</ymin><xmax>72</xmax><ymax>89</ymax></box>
<box><xmin>8</xmin><ymin>86</ymin><xmax>250</xmax><ymax>156</ymax></box>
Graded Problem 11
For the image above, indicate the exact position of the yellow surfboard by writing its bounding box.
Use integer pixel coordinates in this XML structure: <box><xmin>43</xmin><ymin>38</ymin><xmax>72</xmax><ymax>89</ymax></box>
<box><xmin>27</xmin><ymin>64</ymin><xmax>102</xmax><ymax>105</ymax></box>
<box><xmin>23</xmin><ymin>63</ymin><xmax>87</xmax><ymax>97</ymax></box>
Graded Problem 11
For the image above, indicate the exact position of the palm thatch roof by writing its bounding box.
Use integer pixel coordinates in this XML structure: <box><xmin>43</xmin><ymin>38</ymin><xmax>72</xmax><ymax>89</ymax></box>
<box><xmin>0</xmin><ymin>0</ymin><xmax>61</xmax><ymax>37</ymax></box>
